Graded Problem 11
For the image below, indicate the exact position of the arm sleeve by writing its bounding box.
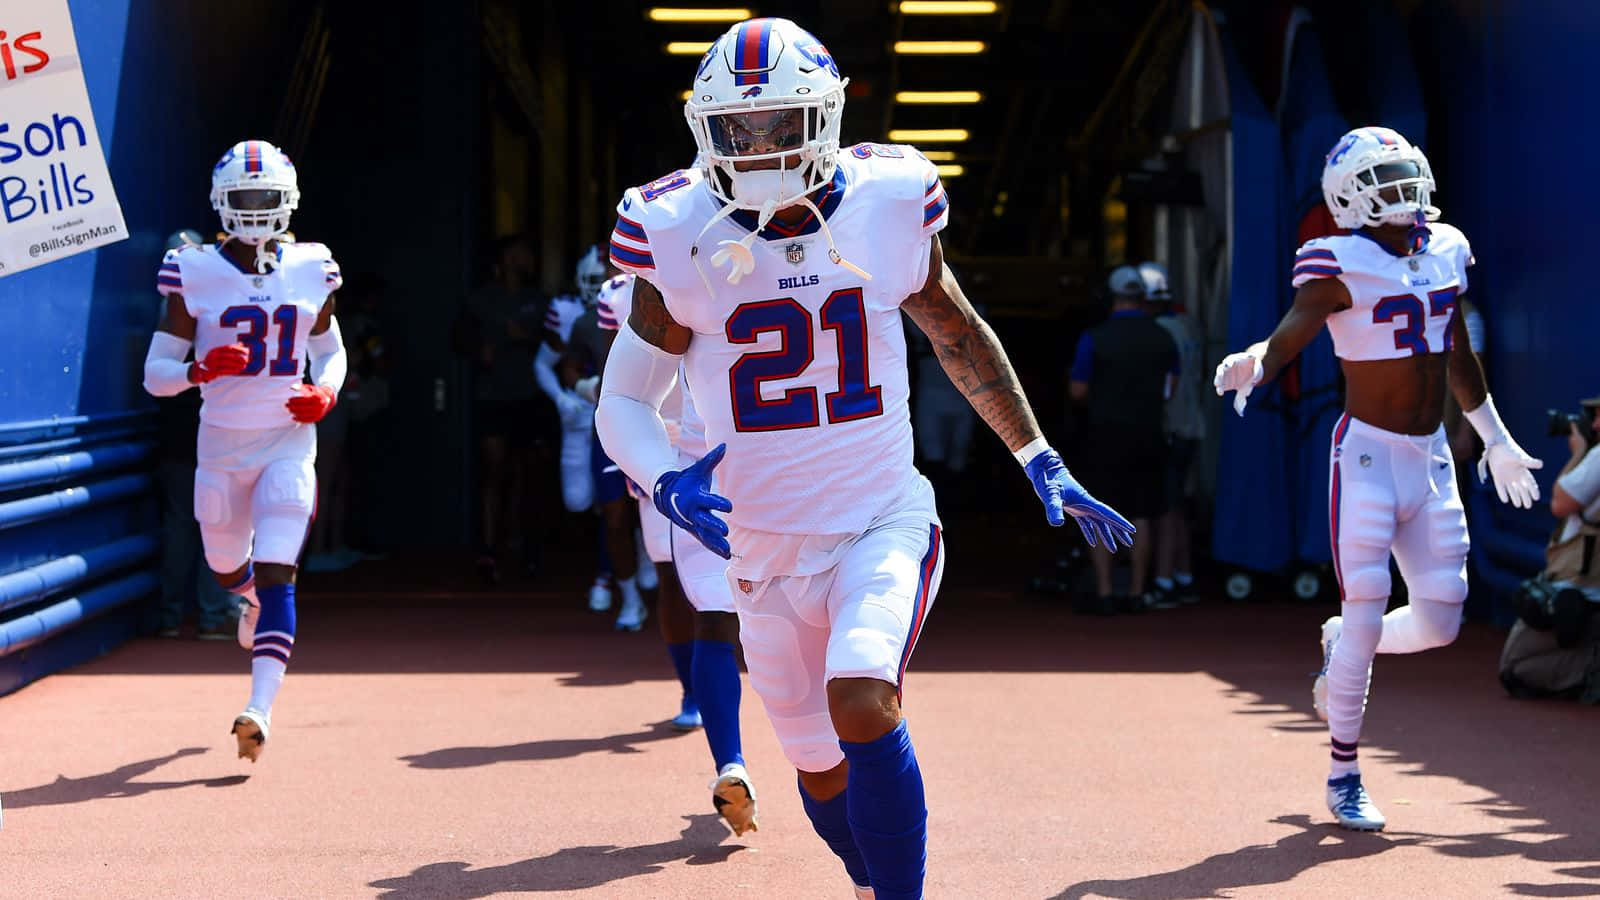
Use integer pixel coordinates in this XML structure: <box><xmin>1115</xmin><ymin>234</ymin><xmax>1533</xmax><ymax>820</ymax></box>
<box><xmin>308</xmin><ymin>317</ymin><xmax>348</xmax><ymax>394</ymax></box>
<box><xmin>594</xmin><ymin>324</ymin><xmax>684</xmax><ymax>493</ymax></box>
<box><xmin>143</xmin><ymin>330</ymin><xmax>194</xmax><ymax>396</ymax></box>
<box><xmin>1291</xmin><ymin>242</ymin><xmax>1343</xmax><ymax>288</ymax></box>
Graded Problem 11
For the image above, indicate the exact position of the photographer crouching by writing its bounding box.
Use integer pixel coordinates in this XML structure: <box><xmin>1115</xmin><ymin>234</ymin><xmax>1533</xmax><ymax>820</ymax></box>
<box><xmin>1499</xmin><ymin>397</ymin><xmax>1600</xmax><ymax>703</ymax></box>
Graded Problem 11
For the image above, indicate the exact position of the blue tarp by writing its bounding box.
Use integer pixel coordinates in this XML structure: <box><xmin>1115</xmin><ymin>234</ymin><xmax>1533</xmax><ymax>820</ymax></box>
<box><xmin>1210</xmin><ymin>21</ymin><xmax>1295</xmax><ymax>574</ymax></box>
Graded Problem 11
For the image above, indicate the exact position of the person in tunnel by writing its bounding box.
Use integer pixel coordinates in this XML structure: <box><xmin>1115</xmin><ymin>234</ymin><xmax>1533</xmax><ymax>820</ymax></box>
<box><xmin>141</xmin><ymin>140</ymin><xmax>348</xmax><ymax>763</ymax></box>
<box><xmin>1215</xmin><ymin>126</ymin><xmax>1543</xmax><ymax>832</ymax></box>
<box><xmin>594</xmin><ymin>16</ymin><xmax>1133</xmax><ymax>899</ymax></box>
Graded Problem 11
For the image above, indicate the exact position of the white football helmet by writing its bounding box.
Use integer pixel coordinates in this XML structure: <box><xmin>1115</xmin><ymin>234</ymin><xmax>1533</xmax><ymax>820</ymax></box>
<box><xmin>1321</xmin><ymin>126</ymin><xmax>1438</xmax><ymax>230</ymax></box>
<box><xmin>684</xmin><ymin>18</ymin><xmax>847</xmax><ymax>212</ymax></box>
<box><xmin>210</xmin><ymin>140</ymin><xmax>299</xmax><ymax>244</ymax></box>
<box><xmin>575</xmin><ymin>245</ymin><xmax>607</xmax><ymax>304</ymax></box>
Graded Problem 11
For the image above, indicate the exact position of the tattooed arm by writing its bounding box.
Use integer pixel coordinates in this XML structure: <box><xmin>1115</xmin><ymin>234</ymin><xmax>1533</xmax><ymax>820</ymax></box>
<box><xmin>901</xmin><ymin>234</ymin><xmax>1043</xmax><ymax>453</ymax></box>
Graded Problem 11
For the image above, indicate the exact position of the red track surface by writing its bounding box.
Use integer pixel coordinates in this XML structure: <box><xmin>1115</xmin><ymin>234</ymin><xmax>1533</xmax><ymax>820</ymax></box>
<box><xmin>3</xmin><ymin>548</ymin><xmax>1598</xmax><ymax>899</ymax></box>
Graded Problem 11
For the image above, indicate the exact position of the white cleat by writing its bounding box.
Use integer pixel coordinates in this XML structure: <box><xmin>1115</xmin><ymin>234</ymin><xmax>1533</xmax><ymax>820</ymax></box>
<box><xmin>614</xmin><ymin>593</ymin><xmax>648</xmax><ymax>632</ymax></box>
<box><xmin>1312</xmin><ymin>615</ymin><xmax>1341</xmax><ymax>721</ymax></box>
<box><xmin>587</xmin><ymin>580</ymin><xmax>613</xmax><ymax>612</ymax></box>
<box><xmin>237</xmin><ymin>596</ymin><xmax>260</xmax><ymax>649</ymax></box>
<box><xmin>1326</xmin><ymin>772</ymin><xmax>1386</xmax><ymax>831</ymax></box>
<box><xmin>231</xmin><ymin>708</ymin><xmax>270</xmax><ymax>763</ymax></box>
<box><xmin>711</xmin><ymin>762</ymin><xmax>759</xmax><ymax>836</ymax></box>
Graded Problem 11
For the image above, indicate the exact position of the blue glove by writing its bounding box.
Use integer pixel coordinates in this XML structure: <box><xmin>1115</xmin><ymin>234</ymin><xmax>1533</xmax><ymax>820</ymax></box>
<box><xmin>654</xmin><ymin>443</ymin><xmax>734</xmax><ymax>559</ymax></box>
<box><xmin>1024</xmin><ymin>448</ymin><xmax>1136</xmax><ymax>551</ymax></box>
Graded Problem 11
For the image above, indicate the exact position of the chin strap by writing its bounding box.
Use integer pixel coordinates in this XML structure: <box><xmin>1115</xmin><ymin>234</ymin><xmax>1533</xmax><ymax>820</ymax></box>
<box><xmin>1406</xmin><ymin>210</ymin><xmax>1432</xmax><ymax>255</ymax></box>
<box><xmin>691</xmin><ymin>192</ymin><xmax>873</xmax><ymax>293</ymax></box>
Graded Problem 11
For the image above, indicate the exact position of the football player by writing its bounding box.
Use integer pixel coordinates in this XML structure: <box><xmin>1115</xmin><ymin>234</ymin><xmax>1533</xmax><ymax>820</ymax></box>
<box><xmin>595</xmin><ymin>18</ymin><xmax>1133</xmax><ymax>897</ymax></box>
<box><xmin>1216</xmin><ymin>126</ymin><xmax>1542</xmax><ymax>830</ymax></box>
<box><xmin>143</xmin><ymin>140</ymin><xmax>347</xmax><ymax>763</ymax></box>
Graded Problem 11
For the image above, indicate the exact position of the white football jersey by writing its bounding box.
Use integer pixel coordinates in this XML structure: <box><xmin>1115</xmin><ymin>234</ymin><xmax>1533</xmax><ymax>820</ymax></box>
<box><xmin>543</xmin><ymin>294</ymin><xmax>587</xmax><ymax>344</ymax></box>
<box><xmin>157</xmin><ymin>241</ymin><xmax>341</xmax><ymax>428</ymax></box>
<box><xmin>608</xmin><ymin>143</ymin><xmax>950</xmax><ymax>535</ymax></box>
<box><xmin>1292</xmin><ymin>222</ymin><xmax>1474</xmax><ymax>361</ymax></box>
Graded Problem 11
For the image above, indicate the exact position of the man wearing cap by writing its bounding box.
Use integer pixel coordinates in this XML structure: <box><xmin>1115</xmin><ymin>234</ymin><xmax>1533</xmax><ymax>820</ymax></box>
<box><xmin>1140</xmin><ymin>261</ymin><xmax>1205</xmax><ymax>604</ymax></box>
<box><xmin>1069</xmin><ymin>266</ymin><xmax>1180</xmax><ymax>611</ymax></box>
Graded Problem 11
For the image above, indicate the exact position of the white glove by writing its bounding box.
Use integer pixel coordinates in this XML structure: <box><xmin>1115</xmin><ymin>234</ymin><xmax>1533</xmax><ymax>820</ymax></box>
<box><xmin>1478</xmin><ymin>439</ymin><xmax>1544</xmax><ymax>509</ymax></box>
<box><xmin>574</xmin><ymin>375</ymin><xmax>600</xmax><ymax>405</ymax></box>
<box><xmin>1213</xmin><ymin>351</ymin><xmax>1264</xmax><ymax>416</ymax></box>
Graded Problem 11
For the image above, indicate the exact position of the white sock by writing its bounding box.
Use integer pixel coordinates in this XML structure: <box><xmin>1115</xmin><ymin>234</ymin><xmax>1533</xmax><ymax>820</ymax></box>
<box><xmin>248</xmin><ymin>656</ymin><xmax>287</xmax><ymax>714</ymax></box>
<box><xmin>1327</xmin><ymin>599</ymin><xmax>1382</xmax><ymax>777</ymax></box>
<box><xmin>1330</xmin><ymin>759</ymin><xmax>1360</xmax><ymax>779</ymax></box>
<box><xmin>1376</xmin><ymin>597</ymin><xmax>1461</xmax><ymax>654</ymax></box>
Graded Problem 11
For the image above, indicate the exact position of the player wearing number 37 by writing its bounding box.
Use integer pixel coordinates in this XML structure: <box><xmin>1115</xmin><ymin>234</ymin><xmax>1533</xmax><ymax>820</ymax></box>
<box><xmin>595</xmin><ymin>17</ymin><xmax>1132</xmax><ymax>899</ymax></box>
<box><xmin>1213</xmin><ymin>126</ymin><xmax>1542</xmax><ymax>833</ymax></box>
<box><xmin>142</xmin><ymin>140</ymin><xmax>346</xmax><ymax>764</ymax></box>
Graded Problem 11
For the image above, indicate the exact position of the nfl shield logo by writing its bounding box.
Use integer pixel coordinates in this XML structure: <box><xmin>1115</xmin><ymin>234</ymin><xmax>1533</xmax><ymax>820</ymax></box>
<box><xmin>252</xmin><ymin>276</ymin><xmax>265</xmax><ymax>288</ymax></box>
<box><xmin>738</xmin><ymin>579</ymin><xmax>754</xmax><ymax>594</ymax></box>
<box><xmin>1408</xmin><ymin>259</ymin><xmax>1420</xmax><ymax>271</ymax></box>
<box><xmin>785</xmin><ymin>243</ymin><xmax>805</xmax><ymax>266</ymax></box>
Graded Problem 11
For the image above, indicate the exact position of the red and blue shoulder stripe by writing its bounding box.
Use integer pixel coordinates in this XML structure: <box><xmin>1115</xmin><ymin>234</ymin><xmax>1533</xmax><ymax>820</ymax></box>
<box><xmin>923</xmin><ymin>172</ymin><xmax>949</xmax><ymax>229</ymax></box>
<box><xmin>1293</xmin><ymin>247</ymin><xmax>1342</xmax><ymax>280</ymax></box>
<box><xmin>609</xmin><ymin>214</ymin><xmax>654</xmax><ymax>270</ymax></box>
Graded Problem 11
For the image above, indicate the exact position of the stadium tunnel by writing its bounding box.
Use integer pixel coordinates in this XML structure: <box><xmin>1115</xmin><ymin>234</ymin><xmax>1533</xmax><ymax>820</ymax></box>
<box><xmin>0</xmin><ymin>0</ymin><xmax>1594</xmax><ymax>691</ymax></box>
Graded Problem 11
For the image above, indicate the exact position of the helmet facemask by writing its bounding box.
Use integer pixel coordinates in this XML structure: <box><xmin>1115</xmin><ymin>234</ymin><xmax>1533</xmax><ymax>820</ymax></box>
<box><xmin>213</xmin><ymin>186</ymin><xmax>297</xmax><ymax>245</ymax></box>
<box><xmin>687</xmin><ymin>86</ymin><xmax>845</xmax><ymax>213</ymax></box>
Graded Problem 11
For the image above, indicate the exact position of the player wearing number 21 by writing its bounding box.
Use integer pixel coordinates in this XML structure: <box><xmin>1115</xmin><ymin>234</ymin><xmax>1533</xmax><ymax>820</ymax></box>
<box><xmin>1214</xmin><ymin>126</ymin><xmax>1542</xmax><ymax>833</ymax></box>
<box><xmin>142</xmin><ymin>140</ymin><xmax>346</xmax><ymax>764</ymax></box>
<box><xmin>596</xmin><ymin>17</ymin><xmax>1132</xmax><ymax>900</ymax></box>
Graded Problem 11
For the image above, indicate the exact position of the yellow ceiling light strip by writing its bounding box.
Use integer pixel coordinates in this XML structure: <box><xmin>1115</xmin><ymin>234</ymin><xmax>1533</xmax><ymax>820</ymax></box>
<box><xmin>666</xmin><ymin>41</ymin><xmax>714</xmax><ymax>54</ymax></box>
<box><xmin>935</xmin><ymin>164</ymin><xmax>966</xmax><ymax>177</ymax></box>
<box><xmin>900</xmin><ymin>1</ymin><xmax>999</xmax><ymax>14</ymax></box>
<box><xmin>896</xmin><ymin>90</ymin><xmax>983</xmax><ymax>104</ymax></box>
<box><xmin>920</xmin><ymin>150</ymin><xmax>957</xmax><ymax>161</ymax></box>
<box><xmin>893</xmin><ymin>40</ymin><xmax>987</xmax><ymax>54</ymax></box>
<box><xmin>649</xmin><ymin>8</ymin><xmax>753</xmax><ymax>22</ymax></box>
<box><xmin>887</xmin><ymin>129</ymin><xmax>970</xmax><ymax>142</ymax></box>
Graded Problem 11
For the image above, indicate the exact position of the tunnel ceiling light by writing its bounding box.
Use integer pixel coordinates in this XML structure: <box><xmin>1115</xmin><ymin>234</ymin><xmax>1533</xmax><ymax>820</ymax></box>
<box><xmin>681</xmin><ymin>89</ymin><xmax>694</xmax><ymax>100</ymax></box>
<box><xmin>900</xmin><ymin>1</ymin><xmax>999</xmax><ymax>14</ymax></box>
<box><xmin>920</xmin><ymin>150</ymin><xmax>957</xmax><ymax>161</ymax></box>
<box><xmin>666</xmin><ymin>41</ymin><xmax>715</xmax><ymax>54</ymax></box>
<box><xmin>887</xmin><ymin>128</ymin><xmax>970</xmax><ymax>142</ymax></box>
<box><xmin>649</xmin><ymin>8</ymin><xmax>754</xmax><ymax>22</ymax></box>
<box><xmin>893</xmin><ymin>40</ymin><xmax>987</xmax><ymax>54</ymax></box>
<box><xmin>896</xmin><ymin>90</ymin><xmax>983</xmax><ymax>104</ymax></box>
<box><xmin>935</xmin><ymin>164</ymin><xmax>966</xmax><ymax>177</ymax></box>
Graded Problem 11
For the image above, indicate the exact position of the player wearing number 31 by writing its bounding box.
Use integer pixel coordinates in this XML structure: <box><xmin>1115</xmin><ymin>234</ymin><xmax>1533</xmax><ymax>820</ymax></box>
<box><xmin>1214</xmin><ymin>126</ymin><xmax>1541</xmax><ymax>833</ymax></box>
<box><xmin>596</xmin><ymin>17</ymin><xmax>1132</xmax><ymax>900</ymax></box>
<box><xmin>142</xmin><ymin>140</ymin><xmax>346</xmax><ymax>764</ymax></box>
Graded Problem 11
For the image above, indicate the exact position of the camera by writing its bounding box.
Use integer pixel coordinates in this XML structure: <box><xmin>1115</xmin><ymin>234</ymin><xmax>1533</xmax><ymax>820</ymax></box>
<box><xmin>1546</xmin><ymin>408</ymin><xmax>1596</xmax><ymax>445</ymax></box>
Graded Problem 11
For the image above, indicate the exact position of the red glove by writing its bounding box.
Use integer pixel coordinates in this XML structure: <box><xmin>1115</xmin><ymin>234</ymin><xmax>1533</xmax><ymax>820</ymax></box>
<box><xmin>189</xmin><ymin>344</ymin><xmax>250</xmax><ymax>383</ymax></box>
<box><xmin>286</xmin><ymin>384</ymin><xmax>337</xmax><ymax>423</ymax></box>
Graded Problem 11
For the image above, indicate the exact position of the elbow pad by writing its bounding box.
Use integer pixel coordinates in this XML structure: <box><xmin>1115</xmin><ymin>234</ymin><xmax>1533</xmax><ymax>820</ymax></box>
<box><xmin>308</xmin><ymin>318</ymin><xmax>347</xmax><ymax>394</ymax></box>
<box><xmin>144</xmin><ymin>331</ymin><xmax>194</xmax><ymax>397</ymax></box>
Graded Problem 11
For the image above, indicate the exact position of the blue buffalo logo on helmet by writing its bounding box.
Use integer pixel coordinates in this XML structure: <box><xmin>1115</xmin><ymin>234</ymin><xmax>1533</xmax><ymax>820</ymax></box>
<box><xmin>795</xmin><ymin>39</ymin><xmax>839</xmax><ymax>78</ymax></box>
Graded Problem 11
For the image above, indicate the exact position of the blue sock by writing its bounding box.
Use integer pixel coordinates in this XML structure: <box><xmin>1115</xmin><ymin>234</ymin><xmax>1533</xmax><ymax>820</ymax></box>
<box><xmin>666</xmin><ymin>641</ymin><xmax>695</xmax><ymax>703</ymax></box>
<box><xmin>799</xmin><ymin>779</ymin><xmax>871</xmax><ymax>889</ymax></box>
<box><xmin>692</xmin><ymin>638</ymin><xmax>743</xmax><ymax>770</ymax></box>
<box><xmin>840</xmin><ymin>719</ymin><xmax>926</xmax><ymax>900</ymax></box>
<box><xmin>248</xmin><ymin>582</ymin><xmax>297</xmax><ymax>713</ymax></box>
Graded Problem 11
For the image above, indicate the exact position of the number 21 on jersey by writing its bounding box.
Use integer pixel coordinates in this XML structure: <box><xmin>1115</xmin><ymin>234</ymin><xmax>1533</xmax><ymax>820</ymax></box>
<box><xmin>220</xmin><ymin>305</ymin><xmax>299</xmax><ymax>376</ymax></box>
<box><xmin>726</xmin><ymin>288</ymin><xmax>883</xmax><ymax>432</ymax></box>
